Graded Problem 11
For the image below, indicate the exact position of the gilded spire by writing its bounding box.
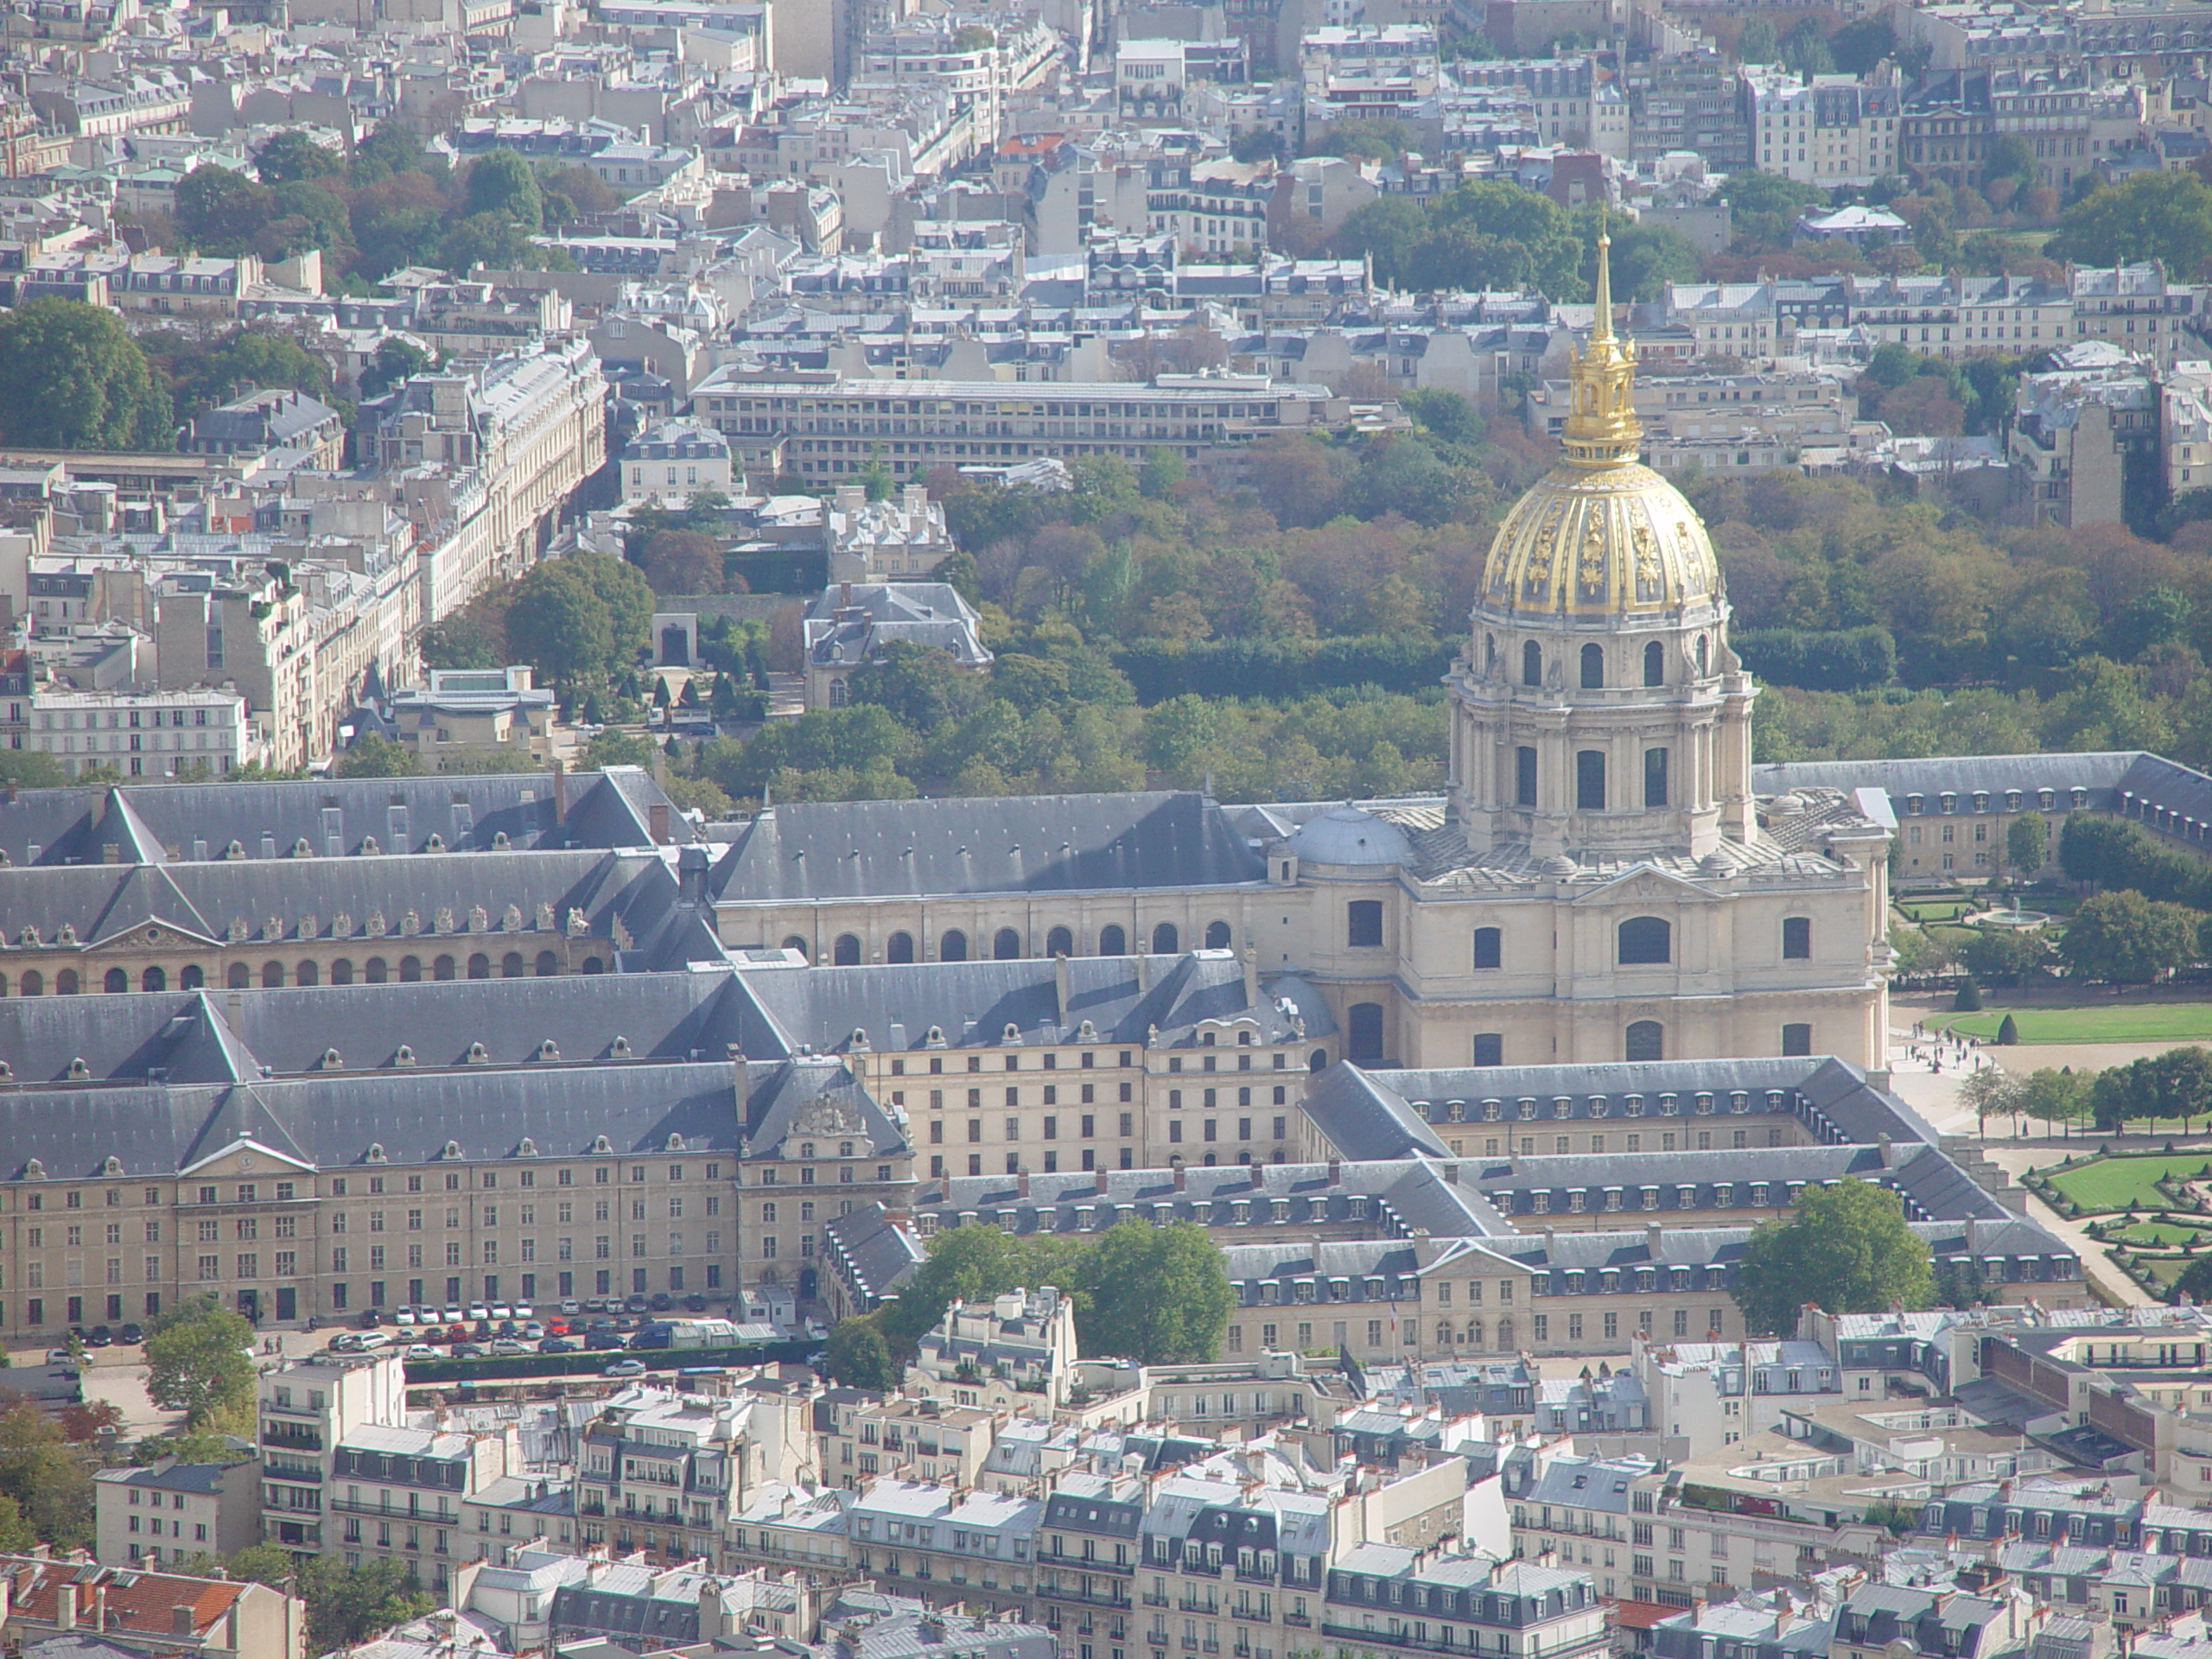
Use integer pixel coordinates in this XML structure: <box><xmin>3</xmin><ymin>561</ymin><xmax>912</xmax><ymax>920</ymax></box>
<box><xmin>1561</xmin><ymin>215</ymin><xmax>1640</xmax><ymax>468</ymax></box>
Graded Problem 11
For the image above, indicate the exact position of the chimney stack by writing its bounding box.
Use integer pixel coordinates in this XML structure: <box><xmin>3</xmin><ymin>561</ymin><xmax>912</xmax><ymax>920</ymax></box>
<box><xmin>552</xmin><ymin>758</ymin><xmax>569</xmax><ymax>819</ymax></box>
<box><xmin>58</xmin><ymin>1585</ymin><xmax>75</xmax><ymax>1631</ymax></box>
<box><xmin>173</xmin><ymin>1605</ymin><xmax>196</xmax><ymax>1637</ymax></box>
<box><xmin>649</xmin><ymin>801</ymin><xmax>671</xmax><ymax>845</ymax></box>
<box><xmin>1174</xmin><ymin>1166</ymin><xmax>1188</xmax><ymax>1191</ymax></box>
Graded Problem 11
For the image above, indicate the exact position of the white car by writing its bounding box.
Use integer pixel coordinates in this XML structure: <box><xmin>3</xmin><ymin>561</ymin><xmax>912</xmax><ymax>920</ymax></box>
<box><xmin>488</xmin><ymin>1303</ymin><xmax>513</xmax><ymax>1321</ymax></box>
<box><xmin>512</xmin><ymin>1304</ymin><xmax>535</xmax><ymax>1321</ymax></box>
<box><xmin>394</xmin><ymin>1307</ymin><xmax>417</xmax><ymax>1326</ymax></box>
<box><xmin>520</xmin><ymin>1321</ymin><xmax>546</xmax><ymax>1339</ymax></box>
<box><xmin>467</xmin><ymin>1303</ymin><xmax>491</xmax><ymax>1322</ymax></box>
<box><xmin>442</xmin><ymin>1306</ymin><xmax>465</xmax><ymax>1325</ymax></box>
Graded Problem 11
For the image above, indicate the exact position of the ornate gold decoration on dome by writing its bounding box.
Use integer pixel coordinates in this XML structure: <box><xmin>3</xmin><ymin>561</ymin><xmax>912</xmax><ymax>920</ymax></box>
<box><xmin>1560</xmin><ymin>213</ymin><xmax>1640</xmax><ymax>471</ymax></box>
<box><xmin>1578</xmin><ymin>506</ymin><xmax>1608</xmax><ymax>591</ymax></box>
<box><xmin>1631</xmin><ymin>517</ymin><xmax>1661</xmax><ymax>586</ymax></box>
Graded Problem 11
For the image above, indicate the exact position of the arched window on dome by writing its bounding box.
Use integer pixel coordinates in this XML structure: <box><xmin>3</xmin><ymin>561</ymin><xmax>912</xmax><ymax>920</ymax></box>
<box><xmin>1697</xmin><ymin>635</ymin><xmax>1711</xmax><ymax>676</ymax></box>
<box><xmin>1644</xmin><ymin>640</ymin><xmax>1665</xmax><ymax>687</ymax></box>
<box><xmin>1522</xmin><ymin>640</ymin><xmax>1542</xmax><ymax>687</ymax></box>
<box><xmin>1580</xmin><ymin>644</ymin><xmax>1605</xmax><ymax>689</ymax></box>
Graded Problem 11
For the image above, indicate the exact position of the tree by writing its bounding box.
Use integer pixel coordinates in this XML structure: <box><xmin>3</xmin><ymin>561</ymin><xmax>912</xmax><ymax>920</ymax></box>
<box><xmin>226</xmin><ymin>1544</ymin><xmax>302</xmax><ymax>1588</ymax></box>
<box><xmin>821</xmin><ymin>1316</ymin><xmax>899</xmax><ymax>1389</ymax></box>
<box><xmin>1961</xmin><ymin>1065</ymin><xmax>2019</xmax><ymax>1136</ymax></box>
<box><xmin>438</xmin><ymin>212</ymin><xmax>539</xmax><ymax>275</ymax></box>
<box><xmin>639</xmin><ymin>530</ymin><xmax>726</xmax><ymax>596</ymax></box>
<box><xmin>2008</xmin><ymin>811</ymin><xmax>2050</xmax><ymax>877</ymax></box>
<box><xmin>2016</xmin><ymin>1066</ymin><xmax>2090</xmax><ymax>1135</ymax></box>
<box><xmin>351</xmin><ymin>121</ymin><xmax>429</xmax><ymax>187</ymax></box>
<box><xmin>2057</xmin><ymin>888</ymin><xmax>2199</xmax><ymax>989</ymax></box>
<box><xmin>1731</xmin><ymin>1178</ymin><xmax>1934</xmax><ymax>1337</ymax></box>
<box><xmin>0</xmin><ymin>299</ymin><xmax>174</xmax><ymax>451</ymax></box>
<box><xmin>2049</xmin><ymin>170</ymin><xmax>2212</xmax><ymax>276</ymax></box>
<box><xmin>334</xmin><ymin>734</ymin><xmax>419</xmax><ymax>778</ymax></box>
<box><xmin>1334</xmin><ymin>196</ymin><xmax>1430</xmax><ymax>288</ymax></box>
<box><xmin>254</xmin><ymin>131</ymin><xmax>343</xmax><ymax>187</ymax></box>
<box><xmin>1077</xmin><ymin>1222</ymin><xmax>1236</xmax><ymax>1363</ymax></box>
<box><xmin>2175</xmin><ymin>1253</ymin><xmax>2212</xmax><ymax>1304</ymax></box>
<box><xmin>360</xmin><ymin>337</ymin><xmax>432</xmax><ymax>401</ymax></box>
<box><xmin>505</xmin><ymin>563</ymin><xmax>615</xmax><ymax>684</ymax></box>
<box><xmin>0</xmin><ymin>1398</ymin><xmax>93</xmax><ymax>1548</ymax></box>
<box><xmin>1998</xmin><ymin>1014</ymin><xmax>2020</xmax><ymax>1045</ymax></box>
<box><xmin>144</xmin><ymin>1296</ymin><xmax>257</xmax><ymax>1427</ymax></box>
<box><xmin>301</xmin><ymin>1558</ymin><xmax>435</xmax><ymax>1652</ymax></box>
<box><xmin>462</xmin><ymin>149</ymin><xmax>543</xmax><ymax>232</ymax></box>
<box><xmin>175</xmin><ymin>165</ymin><xmax>275</xmax><ymax>253</ymax></box>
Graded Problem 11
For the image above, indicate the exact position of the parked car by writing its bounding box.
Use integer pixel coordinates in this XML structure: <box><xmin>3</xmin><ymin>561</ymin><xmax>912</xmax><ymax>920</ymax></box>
<box><xmin>117</xmin><ymin>1323</ymin><xmax>143</xmax><ymax>1344</ymax></box>
<box><xmin>520</xmin><ymin>1321</ymin><xmax>545</xmax><ymax>1339</ymax></box>
<box><xmin>442</xmin><ymin>1306</ymin><xmax>465</xmax><ymax>1325</ymax></box>
<box><xmin>43</xmin><ymin>1348</ymin><xmax>74</xmax><ymax>1367</ymax></box>
<box><xmin>545</xmin><ymin>1318</ymin><xmax>571</xmax><ymax>1337</ymax></box>
<box><xmin>558</xmin><ymin>1300</ymin><xmax>582</xmax><ymax>1316</ymax></box>
<box><xmin>512</xmin><ymin>1304</ymin><xmax>535</xmax><ymax>1321</ymax></box>
<box><xmin>648</xmin><ymin>1293</ymin><xmax>673</xmax><ymax>1313</ymax></box>
<box><xmin>582</xmin><ymin>1332</ymin><xmax>625</xmax><ymax>1351</ymax></box>
<box><xmin>489</xmin><ymin>1303</ymin><xmax>513</xmax><ymax>1321</ymax></box>
<box><xmin>495</xmin><ymin>1319</ymin><xmax>520</xmax><ymax>1339</ymax></box>
<box><xmin>453</xmin><ymin>1342</ymin><xmax>486</xmax><ymax>1359</ymax></box>
<box><xmin>683</xmin><ymin>1294</ymin><xmax>709</xmax><ymax>1313</ymax></box>
<box><xmin>466</xmin><ymin>1303</ymin><xmax>490</xmax><ymax>1322</ymax></box>
<box><xmin>603</xmin><ymin>1358</ymin><xmax>647</xmax><ymax>1377</ymax></box>
<box><xmin>86</xmin><ymin>1325</ymin><xmax>114</xmax><ymax>1347</ymax></box>
<box><xmin>393</xmin><ymin>1307</ymin><xmax>418</xmax><ymax>1326</ymax></box>
<box><xmin>489</xmin><ymin>1338</ymin><xmax>529</xmax><ymax>1356</ymax></box>
<box><xmin>358</xmin><ymin>1309</ymin><xmax>385</xmax><ymax>1329</ymax></box>
<box><xmin>538</xmin><ymin>1337</ymin><xmax>577</xmax><ymax>1354</ymax></box>
<box><xmin>327</xmin><ymin>1332</ymin><xmax>363</xmax><ymax>1352</ymax></box>
<box><xmin>624</xmin><ymin>1294</ymin><xmax>650</xmax><ymax>1313</ymax></box>
<box><xmin>406</xmin><ymin>1344</ymin><xmax>439</xmax><ymax>1360</ymax></box>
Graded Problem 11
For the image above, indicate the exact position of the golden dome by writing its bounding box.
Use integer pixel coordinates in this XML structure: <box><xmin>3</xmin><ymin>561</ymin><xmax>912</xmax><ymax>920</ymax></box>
<box><xmin>1480</xmin><ymin>226</ymin><xmax>1723</xmax><ymax>619</ymax></box>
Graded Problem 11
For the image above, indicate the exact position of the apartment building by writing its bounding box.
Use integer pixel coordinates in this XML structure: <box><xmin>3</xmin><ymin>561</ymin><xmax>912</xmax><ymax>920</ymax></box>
<box><xmin>852</xmin><ymin>16</ymin><xmax>1062</xmax><ymax>149</ymax></box>
<box><xmin>24</xmin><ymin>687</ymin><xmax>260</xmax><ymax>780</ymax></box>
<box><xmin>2008</xmin><ymin>345</ymin><xmax>2157</xmax><ymax>529</ymax></box>
<box><xmin>0</xmin><ymin>1554</ymin><xmax>306</xmax><ymax>1659</ymax></box>
<box><xmin>2070</xmin><ymin>264</ymin><xmax>2208</xmax><ymax>366</ymax></box>
<box><xmin>621</xmin><ymin>420</ymin><xmax>734</xmax><ymax>505</ymax></box>
<box><xmin>687</xmin><ymin>370</ymin><xmax>1347</xmax><ymax>484</ymax></box>
<box><xmin>379</xmin><ymin>665</ymin><xmax>558</xmax><ymax>771</ymax></box>
<box><xmin>1743</xmin><ymin>69</ymin><xmax>1899</xmax><ymax>186</ymax></box>
<box><xmin>1299</xmin><ymin>26</ymin><xmax>1443</xmax><ymax>143</ymax></box>
<box><xmin>576</xmin><ymin>1387</ymin><xmax>774</xmax><ymax>1567</ymax></box>
<box><xmin>95</xmin><ymin>1457</ymin><xmax>264</xmax><ymax>1568</ymax></box>
<box><xmin>259</xmin><ymin>1351</ymin><xmax>412</xmax><ymax>1554</ymax></box>
<box><xmin>911</xmin><ymin>1287</ymin><xmax>1079</xmax><ymax>1412</ymax></box>
<box><xmin>820</xmin><ymin>1396</ymin><xmax>996</xmax><ymax>1490</ymax></box>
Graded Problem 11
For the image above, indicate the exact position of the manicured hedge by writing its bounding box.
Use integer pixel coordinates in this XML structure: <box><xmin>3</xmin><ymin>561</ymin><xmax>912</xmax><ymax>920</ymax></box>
<box><xmin>1114</xmin><ymin>635</ymin><xmax>1455</xmax><ymax>702</ymax></box>
<box><xmin>1732</xmin><ymin>626</ymin><xmax>1897</xmax><ymax>691</ymax></box>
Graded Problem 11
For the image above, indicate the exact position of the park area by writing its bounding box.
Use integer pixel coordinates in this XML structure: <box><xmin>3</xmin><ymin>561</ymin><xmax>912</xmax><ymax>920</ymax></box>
<box><xmin>2037</xmin><ymin>1151</ymin><xmax>2212</xmax><ymax>1212</ymax></box>
<box><xmin>1938</xmin><ymin>1001</ymin><xmax>2212</xmax><ymax>1045</ymax></box>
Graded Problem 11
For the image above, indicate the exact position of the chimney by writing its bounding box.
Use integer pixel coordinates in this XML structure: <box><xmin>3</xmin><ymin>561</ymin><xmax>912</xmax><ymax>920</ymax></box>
<box><xmin>58</xmin><ymin>1585</ymin><xmax>75</xmax><ymax>1631</ymax></box>
<box><xmin>1174</xmin><ymin>1166</ymin><xmax>1188</xmax><ymax>1191</ymax></box>
<box><xmin>1094</xmin><ymin>1167</ymin><xmax>1109</xmax><ymax>1195</ymax></box>
<box><xmin>1242</xmin><ymin>945</ymin><xmax>1259</xmax><ymax>1007</ymax></box>
<box><xmin>93</xmin><ymin>1587</ymin><xmax>107</xmax><ymax>1632</ymax></box>
<box><xmin>1327</xmin><ymin>1159</ymin><xmax>1341</xmax><ymax>1185</ymax></box>
<box><xmin>1053</xmin><ymin>950</ymin><xmax>1070</xmax><ymax>1016</ymax></box>
<box><xmin>649</xmin><ymin>801</ymin><xmax>671</xmax><ymax>845</ymax></box>
<box><xmin>1017</xmin><ymin>1170</ymin><xmax>1031</xmax><ymax>1198</ymax></box>
<box><xmin>173</xmin><ymin>1605</ymin><xmax>196</xmax><ymax>1637</ymax></box>
<box><xmin>552</xmin><ymin>758</ymin><xmax>569</xmax><ymax>819</ymax></box>
<box><xmin>1647</xmin><ymin>1223</ymin><xmax>1662</xmax><ymax>1259</ymax></box>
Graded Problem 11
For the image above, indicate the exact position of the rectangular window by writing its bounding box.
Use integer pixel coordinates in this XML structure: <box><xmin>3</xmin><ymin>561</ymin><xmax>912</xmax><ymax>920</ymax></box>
<box><xmin>1783</xmin><ymin>917</ymin><xmax>1810</xmax><ymax>959</ymax></box>
<box><xmin>1643</xmin><ymin>747</ymin><xmax>1668</xmax><ymax>808</ymax></box>
<box><xmin>1347</xmin><ymin>900</ymin><xmax>1383</xmax><ymax>948</ymax></box>
<box><xmin>1576</xmin><ymin>749</ymin><xmax>1605</xmax><ymax>810</ymax></box>
<box><xmin>1516</xmin><ymin>746</ymin><xmax>1537</xmax><ymax>806</ymax></box>
<box><xmin>1471</xmin><ymin>927</ymin><xmax>1501</xmax><ymax>970</ymax></box>
<box><xmin>1473</xmin><ymin>1033</ymin><xmax>1503</xmax><ymax>1067</ymax></box>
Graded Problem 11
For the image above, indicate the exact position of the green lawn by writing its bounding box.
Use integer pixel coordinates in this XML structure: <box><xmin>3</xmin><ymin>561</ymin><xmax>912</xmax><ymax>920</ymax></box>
<box><xmin>1937</xmin><ymin>1002</ymin><xmax>2212</xmax><ymax>1044</ymax></box>
<box><xmin>2138</xmin><ymin>1255</ymin><xmax>2190</xmax><ymax>1289</ymax></box>
<box><xmin>2107</xmin><ymin>1219</ymin><xmax>2212</xmax><ymax>1247</ymax></box>
<box><xmin>1897</xmin><ymin>901</ymin><xmax>1976</xmax><ymax>922</ymax></box>
<box><xmin>2045</xmin><ymin>1154</ymin><xmax>2212</xmax><ymax>1211</ymax></box>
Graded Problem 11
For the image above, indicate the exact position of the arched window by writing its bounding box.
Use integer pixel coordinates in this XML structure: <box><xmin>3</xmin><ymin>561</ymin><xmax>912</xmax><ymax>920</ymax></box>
<box><xmin>1347</xmin><ymin>1001</ymin><xmax>1384</xmax><ymax>1062</ymax></box>
<box><xmin>1580</xmin><ymin>643</ymin><xmax>1605</xmax><ymax>689</ymax></box>
<box><xmin>20</xmin><ymin>970</ymin><xmax>41</xmax><ymax>995</ymax></box>
<box><xmin>1310</xmin><ymin>1047</ymin><xmax>1328</xmax><ymax>1072</ymax></box>
<box><xmin>1643</xmin><ymin>639</ymin><xmax>1665</xmax><ymax>687</ymax></box>
<box><xmin>1100</xmin><ymin>925</ymin><xmax>1128</xmax><ymax>956</ymax></box>
<box><xmin>398</xmin><ymin>957</ymin><xmax>422</xmax><ymax>982</ymax></box>
<box><xmin>1472</xmin><ymin>926</ymin><xmax>1502</xmax><ymax>969</ymax></box>
<box><xmin>1468</xmin><ymin>1319</ymin><xmax>1484</xmax><ymax>1351</ymax></box>
<box><xmin>1205</xmin><ymin>919</ymin><xmax>1231</xmax><ymax>950</ymax></box>
<box><xmin>1782</xmin><ymin>917</ymin><xmax>1811</xmax><ymax>959</ymax></box>
<box><xmin>331</xmin><ymin>959</ymin><xmax>354</xmax><ymax>986</ymax></box>
<box><xmin>1576</xmin><ymin>750</ymin><xmax>1605</xmax><ymax>810</ymax></box>
<box><xmin>1473</xmin><ymin>1033</ymin><xmax>1503</xmax><ymax>1066</ymax></box>
<box><xmin>582</xmin><ymin>956</ymin><xmax>606</xmax><ymax>975</ymax></box>
<box><xmin>228</xmin><ymin>962</ymin><xmax>251</xmax><ymax>989</ymax></box>
<box><xmin>1046</xmin><ymin>925</ymin><xmax>1074</xmax><ymax>957</ymax></box>
<box><xmin>105</xmin><ymin>968</ymin><xmax>128</xmax><ymax>994</ymax></box>
<box><xmin>143</xmin><ymin>966</ymin><xmax>167</xmax><ymax>993</ymax></box>
<box><xmin>433</xmin><ymin>955</ymin><xmax>455</xmax><ymax>982</ymax></box>
<box><xmin>55</xmin><ymin>969</ymin><xmax>79</xmax><ymax>995</ymax></box>
<box><xmin>994</xmin><ymin>927</ymin><xmax>1021</xmax><ymax>960</ymax></box>
<box><xmin>887</xmin><ymin>931</ymin><xmax>916</xmax><ymax>965</ymax></box>
<box><xmin>365</xmin><ymin>957</ymin><xmax>388</xmax><ymax>983</ymax></box>
<box><xmin>1152</xmin><ymin>922</ymin><xmax>1179</xmax><ymax>954</ymax></box>
<box><xmin>180</xmin><ymin>965</ymin><xmax>204</xmax><ymax>989</ymax></box>
<box><xmin>1522</xmin><ymin>640</ymin><xmax>1542</xmax><ymax>687</ymax></box>
<box><xmin>941</xmin><ymin>930</ymin><xmax>969</xmax><ymax>963</ymax></box>
<box><xmin>1625</xmin><ymin>1020</ymin><xmax>1665</xmax><ymax>1062</ymax></box>
<box><xmin>834</xmin><ymin>934</ymin><xmax>861</xmax><ymax>966</ymax></box>
<box><xmin>535</xmin><ymin>950</ymin><xmax>559</xmax><ymax>976</ymax></box>
<box><xmin>296</xmin><ymin>960</ymin><xmax>320</xmax><ymax>988</ymax></box>
<box><xmin>262</xmin><ymin>961</ymin><xmax>284</xmax><ymax>989</ymax></box>
<box><xmin>1497</xmin><ymin>1316</ymin><xmax>1514</xmax><ymax>1350</ymax></box>
<box><xmin>1781</xmin><ymin>1022</ymin><xmax>1814</xmax><ymax>1057</ymax></box>
<box><xmin>467</xmin><ymin>953</ymin><xmax>491</xmax><ymax>980</ymax></box>
<box><xmin>781</xmin><ymin>935</ymin><xmax>809</xmax><ymax>957</ymax></box>
<box><xmin>1618</xmin><ymin>917</ymin><xmax>1671</xmax><ymax>964</ymax></box>
<box><xmin>1347</xmin><ymin>900</ymin><xmax>1383</xmax><ymax>948</ymax></box>
<box><xmin>501</xmin><ymin>952</ymin><xmax>524</xmax><ymax>978</ymax></box>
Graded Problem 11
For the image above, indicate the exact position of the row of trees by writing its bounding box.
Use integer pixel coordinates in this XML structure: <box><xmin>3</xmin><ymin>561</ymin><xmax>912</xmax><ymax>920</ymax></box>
<box><xmin>821</xmin><ymin>1220</ymin><xmax>1236</xmax><ymax>1389</ymax></box>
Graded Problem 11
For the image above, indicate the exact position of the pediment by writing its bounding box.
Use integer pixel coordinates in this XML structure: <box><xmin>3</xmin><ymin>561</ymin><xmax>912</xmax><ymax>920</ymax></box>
<box><xmin>1568</xmin><ymin>861</ymin><xmax>1719</xmax><ymax>906</ymax></box>
<box><xmin>179</xmin><ymin>1137</ymin><xmax>315</xmax><ymax>1179</ymax></box>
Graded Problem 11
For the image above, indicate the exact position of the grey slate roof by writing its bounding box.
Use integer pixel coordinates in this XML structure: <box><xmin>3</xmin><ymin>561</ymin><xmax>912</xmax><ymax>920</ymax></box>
<box><xmin>709</xmin><ymin>791</ymin><xmax>1266</xmax><ymax>902</ymax></box>
<box><xmin>0</xmin><ymin>767</ymin><xmax>681</xmax><ymax>868</ymax></box>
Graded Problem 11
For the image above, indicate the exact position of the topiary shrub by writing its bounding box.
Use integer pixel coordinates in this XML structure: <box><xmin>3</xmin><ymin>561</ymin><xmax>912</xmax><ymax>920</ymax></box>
<box><xmin>1998</xmin><ymin>1014</ymin><xmax>2019</xmax><ymax>1045</ymax></box>
<box><xmin>1955</xmin><ymin>979</ymin><xmax>1984</xmax><ymax>1012</ymax></box>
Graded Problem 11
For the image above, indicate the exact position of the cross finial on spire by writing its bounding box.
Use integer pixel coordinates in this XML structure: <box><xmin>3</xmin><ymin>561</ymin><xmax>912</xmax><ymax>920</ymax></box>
<box><xmin>1592</xmin><ymin>206</ymin><xmax>1614</xmax><ymax>345</ymax></box>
